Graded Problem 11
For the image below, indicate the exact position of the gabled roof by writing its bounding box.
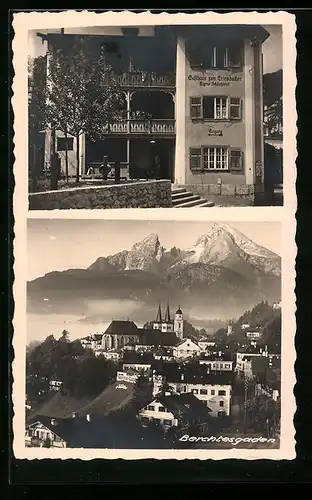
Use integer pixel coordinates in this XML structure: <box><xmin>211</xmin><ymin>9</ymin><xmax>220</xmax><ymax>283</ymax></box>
<box><xmin>27</xmin><ymin>414</ymin><xmax>144</xmax><ymax>448</ymax></box>
<box><xmin>122</xmin><ymin>351</ymin><xmax>154</xmax><ymax>364</ymax></box>
<box><xmin>175</xmin><ymin>338</ymin><xmax>199</xmax><ymax>348</ymax></box>
<box><xmin>151</xmin><ymin>393</ymin><xmax>212</xmax><ymax>421</ymax></box>
<box><xmin>104</xmin><ymin>320</ymin><xmax>139</xmax><ymax>336</ymax></box>
<box><xmin>199</xmin><ymin>354</ymin><xmax>233</xmax><ymax>362</ymax></box>
<box><xmin>156</xmin><ymin>362</ymin><xmax>235</xmax><ymax>386</ymax></box>
<box><xmin>26</xmin><ymin>415</ymin><xmax>77</xmax><ymax>442</ymax></box>
<box><xmin>137</xmin><ymin>329</ymin><xmax>178</xmax><ymax>347</ymax></box>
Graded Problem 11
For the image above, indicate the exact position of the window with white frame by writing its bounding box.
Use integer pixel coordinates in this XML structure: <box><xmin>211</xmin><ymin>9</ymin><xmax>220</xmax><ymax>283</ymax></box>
<box><xmin>204</xmin><ymin>147</ymin><xmax>228</xmax><ymax>170</ymax></box>
<box><xmin>190</xmin><ymin>96</ymin><xmax>242</xmax><ymax>120</ymax></box>
<box><xmin>189</xmin><ymin>146</ymin><xmax>244</xmax><ymax>172</ymax></box>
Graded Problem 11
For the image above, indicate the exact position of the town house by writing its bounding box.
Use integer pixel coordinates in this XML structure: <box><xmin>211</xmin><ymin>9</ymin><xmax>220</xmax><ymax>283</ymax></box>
<box><xmin>37</xmin><ymin>24</ymin><xmax>269</xmax><ymax>199</ymax></box>
<box><xmin>199</xmin><ymin>356</ymin><xmax>234</xmax><ymax>371</ymax></box>
<box><xmin>172</xmin><ymin>338</ymin><xmax>201</xmax><ymax>360</ymax></box>
<box><xmin>154</xmin><ymin>362</ymin><xmax>234</xmax><ymax>417</ymax></box>
<box><xmin>137</xmin><ymin>392</ymin><xmax>212</xmax><ymax>430</ymax></box>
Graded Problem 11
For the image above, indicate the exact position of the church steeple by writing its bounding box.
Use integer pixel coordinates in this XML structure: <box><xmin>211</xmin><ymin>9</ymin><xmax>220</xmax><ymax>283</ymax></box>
<box><xmin>164</xmin><ymin>302</ymin><xmax>171</xmax><ymax>322</ymax></box>
<box><xmin>156</xmin><ymin>303</ymin><xmax>162</xmax><ymax>322</ymax></box>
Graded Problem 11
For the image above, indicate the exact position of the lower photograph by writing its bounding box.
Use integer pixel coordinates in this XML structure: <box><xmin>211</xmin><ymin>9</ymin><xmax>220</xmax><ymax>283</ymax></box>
<box><xmin>22</xmin><ymin>216</ymin><xmax>291</xmax><ymax>459</ymax></box>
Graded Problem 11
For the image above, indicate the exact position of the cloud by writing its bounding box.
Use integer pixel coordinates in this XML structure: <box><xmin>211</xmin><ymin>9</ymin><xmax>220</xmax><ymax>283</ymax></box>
<box><xmin>48</xmin><ymin>235</ymin><xmax>57</xmax><ymax>241</ymax></box>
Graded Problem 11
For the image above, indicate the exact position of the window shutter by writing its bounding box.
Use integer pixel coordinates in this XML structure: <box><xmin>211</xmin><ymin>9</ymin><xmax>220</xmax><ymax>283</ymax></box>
<box><xmin>229</xmin><ymin>148</ymin><xmax>244</xmax><ymax>172</ymax></box>
<box><xmin>229</xmin><ymin>98</ymin><xmax>242</xmax><ymax>120</ymax></box>
<box><xmin>189</xmin><ymin>147</ymin><xmax>202</xmax><ymax>172</ymax></box>
<box><xmin>190</xmin><ymin>97</ymin><xmax>203</xmax><ymax>119</ymax></box>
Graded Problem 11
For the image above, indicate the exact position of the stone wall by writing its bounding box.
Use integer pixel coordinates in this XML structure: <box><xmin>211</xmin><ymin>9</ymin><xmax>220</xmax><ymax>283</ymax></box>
<box><xmin>29</xmin><ymin>180</ymin><xmax>172</xmax><ymax>210</ymax></box>
<box><xmin>185</xmin><ymin>183</ymin><xmax>255</xmax><ymax>198</ymax></box>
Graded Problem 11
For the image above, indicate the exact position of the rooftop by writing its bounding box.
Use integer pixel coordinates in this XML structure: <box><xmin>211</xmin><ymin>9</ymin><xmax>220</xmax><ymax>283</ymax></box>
<box><xmin>145</xmin><ymin>392</ymin><xmax>212</xmax><ymax>421</ymax></box>
<box><xmin>104</xmin><ymin>320</ymin><xmax>139</xmax><ymax>336</ymax></box>
<box><xmin>155</xmin><ymin>362</ymin><xmax>234</xmax><ymax>386</ymax></box>
<box><xmin>137</xmin><ymin>328</ymin><xmax>178</xmax><ymax>347</ymax></box>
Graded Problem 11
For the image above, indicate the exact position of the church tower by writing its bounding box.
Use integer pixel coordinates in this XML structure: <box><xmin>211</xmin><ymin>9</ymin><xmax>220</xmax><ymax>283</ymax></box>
<box><xmin>174</xmin><ymin>305</ymin><xmax>184</xmax><ymax>340</ymax></box>
<box><xmin>153</xmin><ymin>304</ymin><xmax>162</xmax><ymax>331</ymax></box>
<box><xmin>161</xmin><ymin>302</ymin><xmax>174</xmax><ymax>333</ymax></box>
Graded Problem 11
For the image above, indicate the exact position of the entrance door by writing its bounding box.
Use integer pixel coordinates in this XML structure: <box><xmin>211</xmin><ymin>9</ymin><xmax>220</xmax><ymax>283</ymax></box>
<box><xmin>150</xmin><ymin>141</ymin><xmax>173</xmax><ymax>181</ymax></box>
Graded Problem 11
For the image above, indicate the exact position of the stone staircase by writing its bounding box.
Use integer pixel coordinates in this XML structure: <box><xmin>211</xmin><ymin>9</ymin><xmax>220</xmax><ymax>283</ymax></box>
<box><xmin>172</xmin><ymin>187</ymin><xmax>215</xmax><ymax>208</ymax></box>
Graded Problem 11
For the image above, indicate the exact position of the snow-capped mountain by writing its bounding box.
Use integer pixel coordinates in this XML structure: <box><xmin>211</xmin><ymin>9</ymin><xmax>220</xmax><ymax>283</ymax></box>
<box><xmin>173</xmin><ymin>223</ymin><xmax>281</xmax><ymax>277</ymax></box>
<box><xmin>87</xmin><ymin>223</ymin><xmax>281</xmax><ymax>278</ymax></box>
<box><xmin>27</xmin><ymin>224</ymin><xmax>281</xmax><ymax>318</ymax></box>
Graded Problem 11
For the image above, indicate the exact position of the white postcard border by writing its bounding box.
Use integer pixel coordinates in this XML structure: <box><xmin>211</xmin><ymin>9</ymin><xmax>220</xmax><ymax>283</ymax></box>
<box><xmin>12</xmin><ymin>10</ymin><xmax>297</xmax><ymax>461</ymax></box>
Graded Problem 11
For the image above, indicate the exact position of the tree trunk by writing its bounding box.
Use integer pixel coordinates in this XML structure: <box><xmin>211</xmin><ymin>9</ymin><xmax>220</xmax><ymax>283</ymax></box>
<box><xmin>64</xmin><ymin>129</ymin><xmax>69</xmax><ymax>183</ymax></box>
<box><xmin>50</xmin><ymin>128</ymin><xmax>58</xmax><ymax>190</ymax></box>
<box><xmin>76</xmin><ymin>133</ymin><xmax>80</xmax><ymax>184</ymax></box>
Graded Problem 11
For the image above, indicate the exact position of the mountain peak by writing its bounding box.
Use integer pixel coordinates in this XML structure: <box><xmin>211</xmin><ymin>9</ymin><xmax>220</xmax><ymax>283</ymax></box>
<box><xmin>182</xmin><ymin>223</ymin><xmax>281</xmax><ymax>277</ymax></box>
<box><xmin>125</xmin><ymin>233</ymin><xmax>163</xmax><ymax>272</ymax></box>
<box><xmin>141</xmin><ymin>233</ymin><xmax>160</xmax><ymax>245</ymax></box>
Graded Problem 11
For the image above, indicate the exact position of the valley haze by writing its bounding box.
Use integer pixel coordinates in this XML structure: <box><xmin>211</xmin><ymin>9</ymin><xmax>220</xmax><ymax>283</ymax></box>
<box><xmin>27</xmin><ymin>221</ymin><xmax>281</xmax><ymax>343</ymax></box>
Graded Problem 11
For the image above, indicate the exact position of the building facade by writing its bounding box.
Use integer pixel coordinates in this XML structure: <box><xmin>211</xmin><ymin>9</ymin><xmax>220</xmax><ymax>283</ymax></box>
<box><xmin>199</xmin><ymin>359</ymin><xmax>234</xmax><ymax>371</ymax></box>
<box><xmin>38</xmin><ymin>24</ymin><xmax>269</xmax><ymax>197</ymax></box>
<box><xmin>167</xmin><ymin>380</ymin><xmax>232</xmax><ymax>417</ymax></box>
<box><xmin>172</xmin><ymin>338</ymin><xmax>201</xmax><ymax>360</ymax></box>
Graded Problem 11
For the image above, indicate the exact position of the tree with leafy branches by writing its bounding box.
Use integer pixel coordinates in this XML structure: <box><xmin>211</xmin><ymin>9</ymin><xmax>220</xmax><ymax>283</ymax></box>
<box><xmin>247</xmin><ymin>395</ymin><xmax>281</xmax><ymax>438</ymax></box>
<box><xmin>45</xmin><ymin>38</ymin><xmax>126</xmax><ymax>184</ymax></box>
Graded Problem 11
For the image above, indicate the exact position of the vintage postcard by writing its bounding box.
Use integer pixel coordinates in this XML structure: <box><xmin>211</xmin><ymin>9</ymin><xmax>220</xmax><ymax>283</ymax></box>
<box><xmin>12</xmin><ymin>10</ymin><xmax>297</xmax><ymax>462</ymax></box>
<box><xmin>15</xmin><ymin>10</ymin><xmax>294</xmax><ymax>210</ymax></box>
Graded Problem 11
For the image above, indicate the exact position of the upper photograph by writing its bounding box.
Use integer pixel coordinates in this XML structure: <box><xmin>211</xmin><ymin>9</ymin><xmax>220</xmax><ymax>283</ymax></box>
<box><xmin>28</xmin><ymin>23</ymin><xmax>283</xmax><ymax>210</ymax></box>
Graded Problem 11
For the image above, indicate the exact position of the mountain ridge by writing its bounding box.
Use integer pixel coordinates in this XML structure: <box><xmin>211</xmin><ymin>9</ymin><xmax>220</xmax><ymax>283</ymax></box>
<box><xmin>27</xmin><ymin>224</ymin><xmax>281</xmax><ymax>319</ymax></box>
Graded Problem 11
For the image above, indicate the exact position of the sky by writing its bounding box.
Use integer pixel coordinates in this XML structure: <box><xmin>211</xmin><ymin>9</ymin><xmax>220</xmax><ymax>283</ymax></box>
<box><xmin>28</xmin><ymin>24</ymin><xmax>282</xmax><ymax>74</ymax></box>
<box><xmin>27</xmin><ymin>219</ymin><xmax>281</xmax><ymax>281</ymax></box>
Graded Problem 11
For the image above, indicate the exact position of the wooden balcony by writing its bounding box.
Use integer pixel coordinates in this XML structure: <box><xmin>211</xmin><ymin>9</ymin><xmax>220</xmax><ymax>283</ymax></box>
<box><xmin>103</xmin><ymin>119</ymin><xmax>175</xmax><ymax>136</ymax></box>
<box><xmin>104</xmin><ymin>71</ymin><xmax>176</xmax><ymax>89</ymax></box>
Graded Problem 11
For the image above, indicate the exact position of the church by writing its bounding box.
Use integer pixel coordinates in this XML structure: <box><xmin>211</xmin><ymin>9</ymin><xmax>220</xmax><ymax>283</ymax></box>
<box><xmin>152</xmin><ymin>303</ymin><xmax>184</xmax><ymax>341</ymax></box>
<box><xmin>100</xmin><ymin>303</ymin><xmax>184</xmax><ymax>350</ymax></box>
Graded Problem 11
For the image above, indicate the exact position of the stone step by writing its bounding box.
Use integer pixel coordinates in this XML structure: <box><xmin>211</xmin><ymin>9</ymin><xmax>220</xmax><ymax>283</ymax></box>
<box><xmin>199</xmin><ymin>201</ymin><xmax>216</xmax><ymax>207</ymax></box>
<box><xmin>172</xmin><ymin>190</ymin><xmax>195</xmax><ymax>201</ymax></box>
<box><xmin>174</xmin><ymin>197</ymin><xmax>211</xmax><ymax>208</ymax></box>
<box><xmin>173</xmin><ymin>194</ymin><xmax>201</xmax><ymax>206</ymax></box>
<box><xmin>171</xmin><ymin>187</ymin><xmax>187</xmax><ymax>195</ymax></box>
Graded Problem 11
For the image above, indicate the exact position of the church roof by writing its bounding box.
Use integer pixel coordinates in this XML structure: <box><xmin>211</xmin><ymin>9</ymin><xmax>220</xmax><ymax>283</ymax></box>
<box><xmin>155</xmin><ymin>304</ymin><xmax>162</xmax><ymax>323</ymax></box>
<box><xmin>176</xmin><ymin>306</ymin><xmax>183</xmax><ymax>314</ymax></box>
<box><xmin>164</xmin><ymin>302</ymin><xmax>171</xmax><ymax>322</ymax></box>
<box><xmin>137</xmin><ymin>328</ymin><xmax>179</xmax><ymax>347</ymax></box>
<box><xmin>104</xmin><ymin>320</ymin><xmax>139</xmax><ymax>336</ymax></box>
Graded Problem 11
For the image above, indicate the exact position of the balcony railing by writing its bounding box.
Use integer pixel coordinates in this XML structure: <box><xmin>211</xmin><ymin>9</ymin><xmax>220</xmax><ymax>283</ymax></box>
<box><xmin>104</xmin><ymin>71</ymin><xmax>176</xmax><ymax>88</ymax></box>
<box><xmin>103</xmin><ymin>119</ymin><xmax>175</xmax><ymax>135</ymax></box>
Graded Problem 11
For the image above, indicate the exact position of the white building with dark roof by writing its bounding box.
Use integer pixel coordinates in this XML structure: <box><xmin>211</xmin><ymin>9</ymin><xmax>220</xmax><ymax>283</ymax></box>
<box><xmin>154</xmin><ymin>362</ymin><xmax>234</xmax><ymax>417</ymax></box>
<box><xmin>137</xmin><ymin>392</ymin><xmax>212</xmax><ymax>429</ymax></box>
<box><xmin>172</xmin><ymin>338</ymin><xmax>200</xmax><ymax>360</ymax></box>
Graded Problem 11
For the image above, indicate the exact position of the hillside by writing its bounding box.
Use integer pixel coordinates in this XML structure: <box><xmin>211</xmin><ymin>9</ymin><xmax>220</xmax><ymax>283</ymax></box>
<box><xmin>31</xmin><ymin>380</ymin><xmax>136</xmax><ymax>419</ymax></box>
